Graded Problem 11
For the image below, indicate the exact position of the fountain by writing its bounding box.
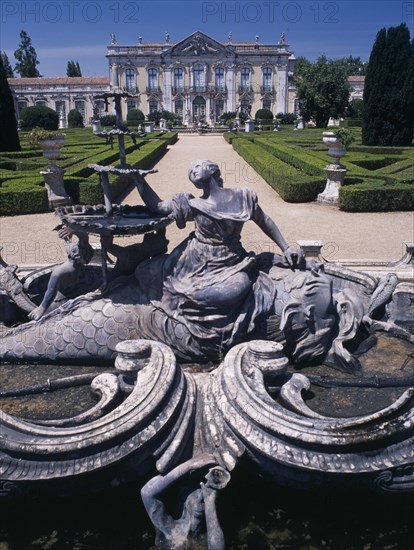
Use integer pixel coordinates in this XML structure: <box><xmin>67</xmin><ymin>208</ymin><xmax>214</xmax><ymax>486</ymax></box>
<box><xmin>0</xmin><ymin>154</ymin><xmax>413</xmax><ymax>549</ymax></box>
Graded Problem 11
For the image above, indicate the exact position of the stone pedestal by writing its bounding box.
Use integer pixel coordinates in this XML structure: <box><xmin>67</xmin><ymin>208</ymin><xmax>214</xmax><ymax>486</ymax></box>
<box><xmin>39</xmin><ymin>136</ymin><xmax>72</xmax><ymax>208</ymax></box>
<box><xmin>294</xmin><ymin>119</ymin><xmax>304</xmax><ymax>130</ymax></box>
<box><xmin>144</xmin><ymin>121</ymin><xmax>155</xmax><ymax>133</ymax></box>
<box><xmin>245</xmin><ymin>119</ymin><xmax>255</xmax><ymax>132</ymax></box>
<box><xmin>41</xmin><ymin>166</ymin><xmax>70</xmax><ymax>208</ymax></box>
<box><xmin>318</xmin><ymin>132</ymin><xmax>347</xmax><ymax>205</ymax></box>
<box><xmin>92</xmin><ymin>120</ymin><xmax>102</xmax><ymax>133</ymax></box>
<box><xmin>58</xmin><ymin>113</ymin><xmax>67</xmax><ymax>129</ymax></box>
<box><xmin>297</xmin><ymin>240</ymin><xmax>323</xmax><ymax>261</ymax></box>
<box><xmin>318</xmin><ymin>164</ymin><xmax>347</xmax><ymax>205</ymax></box>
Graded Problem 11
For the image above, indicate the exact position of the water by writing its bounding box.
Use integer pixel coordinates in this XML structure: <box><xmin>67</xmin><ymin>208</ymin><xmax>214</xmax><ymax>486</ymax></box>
<box><xmin>1</xmin><ymin>333</ymin><xmax>414</xmax><ymax>548</ymax></box>
<box><xmin>1</xmin><ymin>466</ymin><xmax>414</xmax><ymax>549</ymax></box>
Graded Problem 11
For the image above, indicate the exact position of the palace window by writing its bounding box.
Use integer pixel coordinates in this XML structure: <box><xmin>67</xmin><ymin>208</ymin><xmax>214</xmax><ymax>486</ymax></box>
<box><xmin>94</xmin><ymin>100</ymin><xmax>105</xmax><ymax>118</ymax></box>
<box><xmin>17</xmin><ymin>101</ymin><xmax>28</xmax><ymax>115</ymax></box>
<box><xmin>125</xmin><ymin>69</ymin><xmax>136</xmax><ymax>92</ymax></box>
<box><xmin>35</xmin><ymin>100</ymin><xmax>47</xmax><ymax>107</ymax></box>
<box><xmin>55</xmin><ymin>101</ymin><xmax>66</xmax><ymax>117</ymax></box>
<box><xmin>148</xmin><ymin>68</ymin><xmax>158</xmax><ymax>91</ymax></box>
<box><xmin>215</xmin><ymin>100</ymin><xmax>224</xmax><ymax>118</ymax></box>
<box><xmin>74</xmin><ymin>100</ymin><xmax>86</xmax><ymax>119</ymax></box>
<box><xmin>126</xmin><ymin>100</ymin><xmax>137</xmax><ymax>113</ymax></box>
<box><xmin>193</xmin><ymin>63</ymin><xmax>205</xmax><ymax>91</ymax></box>
<box><xmin>262</xmin><ymin>99</ymin><xmax>272</xmax><ymax>111</ymax></box>
<box><xmin>215</xmin><ymin>67</ymin><xmax>225</xmax><ymax>91</ymax></box>
<box><xmin>240</xmin><ymin>67</ymin><xmax>250</xmax><ymax>91</ymax></box>
<box><xmin>240</xmin><ymin>99</ymin><xmax>251</xmax><ymax>113</ymax></box>
<box><xmin>149</xmin><ymin>100</ymin><xmax>158</xmax><ymax>114</ymax></box>
<box><xmin>174</xmin><ymin>68</ymin><xmax>184</xmax><ymax>92</ymax></box>
<box><xmin>262</xmin><ymin>67</ymin><xmax>272</xmax><ymax>92</ymax></box>
<box><xmin>174</xmin><ymin>100</ymin><xmax>183</xmax><ymax>117</ymax></box>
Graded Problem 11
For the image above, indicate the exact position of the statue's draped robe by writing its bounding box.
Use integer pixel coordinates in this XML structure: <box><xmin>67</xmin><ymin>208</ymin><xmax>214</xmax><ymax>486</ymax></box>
<box><xmin>134</xmin><ymin>190</ymin><xmax>277</xmax><ymax>361</ymax></box>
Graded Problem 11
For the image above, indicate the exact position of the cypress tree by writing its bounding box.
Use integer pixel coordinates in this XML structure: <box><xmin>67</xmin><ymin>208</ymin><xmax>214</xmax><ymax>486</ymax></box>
<box><xmin>1</xmin><ymin>51</ymin><xmax>14</xmax><ymax>77</ymax></box>
<box><xmin>0</xmin><ymin>55</ymin><xmax>21</xmax><ymax>151</ymax></box>
<box><xmin>67</xmin><ymin>60</ymin><xmax>82</xmax><ymax>77</ymax></box>
<box><xmin>363</xmin><ymin>24</ymin><xmax>414</xmax><ymax>145</ymax></box>
<box><xmin>14</xmin><ymin>30</ymin><xmax>41</xmax><ymax>77</ymax></box>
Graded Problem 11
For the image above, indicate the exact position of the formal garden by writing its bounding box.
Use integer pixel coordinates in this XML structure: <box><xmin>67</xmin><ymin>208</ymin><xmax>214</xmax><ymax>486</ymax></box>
<box><xmin>225</xmin><ymin>126</ymin><xmax>414</xmax><ymax>211</ymax></box>
<box><xmin>0</xmin><ymin>128</ymin><xmax>177</xmax><ymax>216</ymax></box>
<box><xmin>0</xmin><ymin>124</ymin><xmax>413</xmax><ymax>216</ymax></box>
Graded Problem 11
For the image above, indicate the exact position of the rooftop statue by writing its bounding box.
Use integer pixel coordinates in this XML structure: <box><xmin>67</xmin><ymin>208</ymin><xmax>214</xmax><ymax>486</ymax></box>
<box><xmin>0</xmin><ymin>160</ymin><xmax>366</xmax><ymax>370</ymax></box>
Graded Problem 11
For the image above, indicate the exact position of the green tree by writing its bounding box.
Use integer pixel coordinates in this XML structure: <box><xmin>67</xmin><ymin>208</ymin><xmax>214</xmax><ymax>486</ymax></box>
<box><xmin>67</xmin><ymin>60</ymin><xmax>82</xmax><ymax>77</ymax></box>
<box><xmin>1</xmin><ymin>52</ymin><xmax>14</xmax><ymax>78</ymax></box>
<box><xmin>295</xmin><ymin>55</ymin><xmax>350</xmax><ymax>128</ymax></box>
<box><xmin>14</xmin><ymin>30</ymin><xmax>40</xmax><ymax>77</ymax></box>
<box><xmin>363</xmin><ymin>24</ymin><xmax>414</xmax><ymax>146</ymax></box>
<box><xmin>336</xmin><ymin>55</ymin><xmax>367</xmax><ymax>76</ymax></box>
<box><xmin>68</xmin><ymin>108</ymin><xmax>84</xmax><ymax>128</ymax></box>
<box><xmin>0</xmin><ymin>55</ymin><xmax>20</xmax><ymax>151</ymax></box>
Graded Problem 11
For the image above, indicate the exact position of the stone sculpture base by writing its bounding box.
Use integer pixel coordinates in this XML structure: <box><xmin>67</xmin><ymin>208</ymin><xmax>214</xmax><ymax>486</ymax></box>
<box><xmin>41</xmin><ymin>167</ymin><xmax>72</xmax><ymax>208</ymax></box>
<box><xmin>318</xmin><ymin>164</ymin><xmax>347</xmax><ymax>205</ymax></box>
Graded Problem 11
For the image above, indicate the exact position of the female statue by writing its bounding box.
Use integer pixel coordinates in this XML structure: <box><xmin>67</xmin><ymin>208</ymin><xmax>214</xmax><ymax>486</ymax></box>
<box><xmin>0</xmin><ymin>161</ymin><xmax>363</xmax><ymax>369</ymax></box>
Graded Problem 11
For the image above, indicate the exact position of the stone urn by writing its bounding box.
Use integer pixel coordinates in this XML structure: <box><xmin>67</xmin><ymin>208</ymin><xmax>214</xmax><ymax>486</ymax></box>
<box><xmin>39</xmin><ymin>134</ymin><xmax>72</xmax><ymax>208</ymax></box>
<box><xmin>317</xmin><ymin>131</ymin><xmax>348</xmax><ymax>205</ymax></box>
<box><xmin>92</xmin><ymin>119</ymin><xmax>102</xmax><ymax>133</ymax></box>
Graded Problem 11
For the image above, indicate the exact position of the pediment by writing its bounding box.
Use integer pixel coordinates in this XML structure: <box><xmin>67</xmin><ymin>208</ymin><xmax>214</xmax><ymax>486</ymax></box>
<box><xmin>163</xmin><ymin>31</ymin><xmax>233</xmax><ymax>57</ymax></box>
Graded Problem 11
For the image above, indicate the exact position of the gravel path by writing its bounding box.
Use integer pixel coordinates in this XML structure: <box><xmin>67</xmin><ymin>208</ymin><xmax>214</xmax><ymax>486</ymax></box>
<box><xmin>1</xmin><ymin>135</ymin><xmax>412</xmax><ymax>266</ymax></box>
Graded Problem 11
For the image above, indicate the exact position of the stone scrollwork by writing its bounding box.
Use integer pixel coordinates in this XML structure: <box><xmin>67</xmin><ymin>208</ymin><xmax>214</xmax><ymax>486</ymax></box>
<box><xmin>0</xmin><ymin>340</ymin><xmax>196</xmax><ymax>485</ymax></box>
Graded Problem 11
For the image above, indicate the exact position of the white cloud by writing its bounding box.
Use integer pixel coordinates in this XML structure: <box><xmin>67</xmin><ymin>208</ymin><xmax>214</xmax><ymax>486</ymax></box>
<box><xmin>36</xmin><ymin>45</ymin><xmax>106</xmax><ymax>58</ymax></box>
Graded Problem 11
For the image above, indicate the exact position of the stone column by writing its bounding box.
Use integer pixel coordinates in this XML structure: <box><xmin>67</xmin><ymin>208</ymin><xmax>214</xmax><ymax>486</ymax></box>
<box><xmin>163</xmin><ymin>66</ymin><xmax>172</xmax><ymax>111</ymax></box>
<box><xmin>226</xmin><ymin>64</ymin><xmax>235</xmax><ymax>112</ymax></box>
<box><xmin>276</xmin><ymin>62</ymin><xmax>288</xmax><ymax>114</ymax></box>
<box><xmin>110</xmin><ymin>63</ymin><xmax>119</xmax><ymax>87</ymax></box>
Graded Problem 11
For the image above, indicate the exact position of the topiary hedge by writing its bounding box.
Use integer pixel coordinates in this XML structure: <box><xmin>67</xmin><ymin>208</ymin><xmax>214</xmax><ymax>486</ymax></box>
<box><xmin>232</xmin><ymin>139</ymin><xmax>325</xmax><ymax>202</ymax></box>
<box><xmin>0</xmin><ymin>132</ymin><xmax>178</xmax><ymax>215</ymax></box>
<box><xmin>126</xmin><ymin>108</ymin><xmax>145</xmax><ymax>124</ymax></box>
<box><xmin>339</xmin><ymin>179</ymin><xmax>414</xmax><ymax>212</ymax></box>
<box><xmin>0</xmin><ymin>179</ymin><xmax>48</xmax><ymax>215</ymax></box>
<box><xmin>68</xmin><ymin>109</ymin><xmax>84</xmax><ymax>128</ymax></box>
<box><xmin>19</xmin><ymin>105</ymin><xmax>59</xmax><ymax>130</ymax></box>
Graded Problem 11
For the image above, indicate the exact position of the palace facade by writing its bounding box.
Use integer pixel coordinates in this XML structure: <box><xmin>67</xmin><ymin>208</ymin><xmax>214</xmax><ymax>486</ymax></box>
<box><xmin>106</xmin><ymin>30</ymin><xmax>297</xmax><ymax>123</ymax></box>
<box><xmin>8</xmin><ymin>76</ymin><xmax>111</xmax><ymax>125</ymax></box>
<box><xmin>7</xmin><ymin>30</ymin><xmax>365</xmax><ymax>127</ymax></box>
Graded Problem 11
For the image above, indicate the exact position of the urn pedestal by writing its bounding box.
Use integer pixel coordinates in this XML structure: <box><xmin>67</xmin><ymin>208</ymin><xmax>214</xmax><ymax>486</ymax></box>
<box><xmin>317</xmin><ymin>132</ymin><xmax>347</xmax><ymax>205</ymax></box>
<box><xmin>39</xmin><ymin>136</ymin><xmax>72</xmax><ymax>208</ymax></box>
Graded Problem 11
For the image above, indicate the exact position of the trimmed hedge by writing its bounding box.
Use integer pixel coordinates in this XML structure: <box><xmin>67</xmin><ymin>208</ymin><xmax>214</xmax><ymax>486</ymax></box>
<box><xmin>255</xmin><ymin>139</ymin><xmax>326</xmax><ymax>176</ymax></box>
<box><xmin>339</xmin><ymin>180</ymin><xmax>414</xmax><ymax>212</ymax></box>
<box><xmin>0</xmin><ymin>130</ymin><xmax>178</xmax><ymax>215</ymax></box>
<box><xmin>20</xmin><ymin>106</ymin><xmax>59</xmax><ymax>130</ymax></box>
<box><xmin>0</xmin><ymin>180</ymin><xmax>48</xmax><ymax>215</ymax></box>
<box><xmin>232</xmin><ymin>139</ymin><xmax>325</xmax><ymax>202</ymax></box>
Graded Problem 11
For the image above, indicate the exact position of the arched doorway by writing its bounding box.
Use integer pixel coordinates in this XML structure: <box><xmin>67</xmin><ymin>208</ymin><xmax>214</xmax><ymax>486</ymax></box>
<box><xmin>192</xmin><ymin>96</ymin><xmax>206</xmax><ymax>122</ymax></box>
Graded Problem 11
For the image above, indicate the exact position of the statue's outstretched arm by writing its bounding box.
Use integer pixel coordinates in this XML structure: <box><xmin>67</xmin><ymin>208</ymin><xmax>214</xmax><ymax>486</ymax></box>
<box><xmin>251</xmin><ymin>205</ymin><xmax>289</xmax><ymax>252</ymax></box>
<box><xmin>252</xmin><ymin>205</ymin><xmax>304</xmax><ymax>268</ymax></box>
<box><xmin>132</xmin><ymin>173</ymin><xmax>172</xmax><ymax>214</ymax></box>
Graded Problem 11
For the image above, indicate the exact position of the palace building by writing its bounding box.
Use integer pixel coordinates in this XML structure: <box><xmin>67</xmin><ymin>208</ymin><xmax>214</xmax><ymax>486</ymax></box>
<box><xmin>106</xmin><ymin>30</ymin><xmax>297</xmax><ymax>123</ymax></box>
<box><xmin>8</xmin><ymin>76</ymin><xmax>111</xmax><ymax>124</ymax></box>
<box><xmin>8</xmin><ymin>31</ymin><xmax>297</xmax><ymax>126</ymax></box>
<box><xmin>8</xmin><ymin>30</ymin><xmax>364</xmax><ymax>127</ymax></box>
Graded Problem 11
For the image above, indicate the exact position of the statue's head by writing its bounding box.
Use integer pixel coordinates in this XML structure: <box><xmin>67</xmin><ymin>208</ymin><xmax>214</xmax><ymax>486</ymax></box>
<box><xmin>67</xmin><ymin>237</ymin><xmax>93</xmax><ymax>265</ymax></box>
<box><xmin>280</xmin><ymin>266</ymin><xmax>364</xmax><ymax>369</ymax></box>
<box><xmin>188</xmin><ymin>160</ymin><xmax>223</xmax><ymax>188</ymax></box>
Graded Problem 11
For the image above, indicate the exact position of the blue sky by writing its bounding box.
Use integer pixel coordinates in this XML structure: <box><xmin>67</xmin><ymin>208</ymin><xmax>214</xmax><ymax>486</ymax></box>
<box><xmin>1</xmin><ymin>1</ymin><xmax>412</xmax><ymax>76</ymax></box>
